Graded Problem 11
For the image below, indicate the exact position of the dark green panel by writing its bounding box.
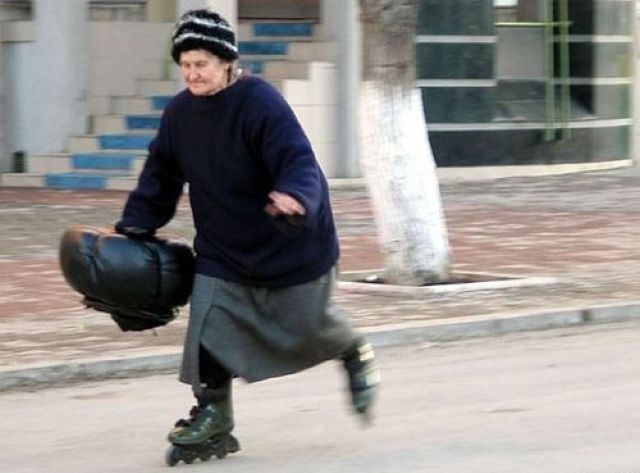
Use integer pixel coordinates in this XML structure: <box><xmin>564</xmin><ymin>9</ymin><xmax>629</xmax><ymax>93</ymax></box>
<box><xmin>418</xmin><ymin>0</ymin><xmax>494</xmax><ymax>35</ymax></box>
<box><xmin>496</xmin><ymin>80</ymin><xmax>545</xmax><ymax>101</ymax></box>
<box><xmin>430</xmin><ymin>126</ymin><xmax>631</xmax><ymax>166</ymax></box>
<box><xmin>567</xmin><ymin>0</ymin><xmax>633</xmax><ymax>36</ymax></box>
<box><xmin>421</xmin><ymin>87</ymin><xmax>494</xmax><ymax>123</ymax></box>
<box><xmin>493</xmin><ymin>81</ymin><xmax>630</xmax><ymax>121</ymax></box>
<box><xmin>566</xmin><ymin>42</ymin><xmax>632</xmax><ymax>78</ymax></box>
<box><xmin>417</xmin><ymin>43</ymin><xmax>494</xmax><ymax>80</ymax></box>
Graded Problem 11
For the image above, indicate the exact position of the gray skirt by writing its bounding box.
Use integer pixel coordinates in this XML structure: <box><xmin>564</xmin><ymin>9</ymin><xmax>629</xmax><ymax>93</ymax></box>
<box><xmin>179</xmin><ymin>267</ymin><xmax>357</xmax><ymax>390</ymax></box>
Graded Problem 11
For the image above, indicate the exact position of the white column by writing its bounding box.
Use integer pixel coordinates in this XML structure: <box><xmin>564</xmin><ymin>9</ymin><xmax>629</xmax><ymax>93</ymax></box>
<box><xmin>320</xmin><ymin>0</ymin><xmax>339</xmax><ymax>40</ymax></box>
<box><xmin>30</xmin><ymin>0</ymin><xmax>88</xmax><ymax>153</ymax></box>
<box><xmin>333</xmin><ymin>0</ymin><xmax>361</xmax><ymax>177</ymax></box>
<box><xmin>634</xmin><ymin>2</ymin><xmax>640</xmax><ymax>165</ymax></box>
<box><xmin>0</xmin><ymin>23</ymin><xmax>5</xmax><ymax>171</ymax></box>
<box><xmin>178</xmin><ymin>0</ymin><xmax>237</xmax><ymax>28</ymax></box>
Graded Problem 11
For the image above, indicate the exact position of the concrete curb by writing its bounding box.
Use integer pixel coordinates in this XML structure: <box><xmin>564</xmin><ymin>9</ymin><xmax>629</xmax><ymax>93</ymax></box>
<box><xmin>3</xmin><ymin>301</ymin><xmax>640</xmax><ymax>392</ymax></box>
<box><xmin>326</xmin><ymin>160</ymin><xmax>633</xmax><ymax>190</ymax></box>
<box><xmin>338</xmin><ymin>271</ymin><xmax>558</xmax><ymax>296</ymax></box>
<box><xmin>364</xmin><ymin>302</ymin><xmax>640</xmax><ymax>348</ymax></box>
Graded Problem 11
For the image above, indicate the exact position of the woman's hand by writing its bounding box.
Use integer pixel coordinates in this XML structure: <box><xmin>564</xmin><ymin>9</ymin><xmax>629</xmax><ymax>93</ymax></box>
<box><xmin>264</xmin><ymin>191</ymin><xmax>306</xmax><ymax>217</ymax></box>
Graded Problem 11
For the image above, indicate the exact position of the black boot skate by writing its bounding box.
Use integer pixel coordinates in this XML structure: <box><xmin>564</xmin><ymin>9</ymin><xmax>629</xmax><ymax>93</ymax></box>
<box><xmin>342</xmin><ymin>339</ymin><xmax>381</xmax><ymax>424</ymax></box>
<box><xmin>165</xmin><ymin>379</ymin><xmax>240</xmax><ymax>466</ymax></box>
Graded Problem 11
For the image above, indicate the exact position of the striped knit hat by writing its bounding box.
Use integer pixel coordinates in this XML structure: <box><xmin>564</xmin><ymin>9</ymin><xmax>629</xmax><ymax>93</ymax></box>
<box><xmin>171</xmin><ymin>9</ymin><xmax>239</xmax><ymax>63</ymax></box>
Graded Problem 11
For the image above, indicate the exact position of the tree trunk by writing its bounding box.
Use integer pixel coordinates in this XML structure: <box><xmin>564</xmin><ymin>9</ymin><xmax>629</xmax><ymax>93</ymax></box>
<box><xmin>359</xmin><ymin>0</ymin><xmax>450</xmax><ymax>285</ymax></box>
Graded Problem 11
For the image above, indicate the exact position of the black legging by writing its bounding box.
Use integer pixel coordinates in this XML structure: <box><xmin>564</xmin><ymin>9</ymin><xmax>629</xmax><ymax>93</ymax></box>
<box><xmin>199</xmin><ymin>345</ymin><xmax>232</xmax><ymax>388</ymax></box>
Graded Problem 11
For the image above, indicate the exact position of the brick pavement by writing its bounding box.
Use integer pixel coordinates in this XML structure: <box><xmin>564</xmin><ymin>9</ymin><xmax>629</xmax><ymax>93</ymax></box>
<box><xmin>2</xmin><ymin>168</ymin><xmax>640</xmax><ymax>370</ymax></box>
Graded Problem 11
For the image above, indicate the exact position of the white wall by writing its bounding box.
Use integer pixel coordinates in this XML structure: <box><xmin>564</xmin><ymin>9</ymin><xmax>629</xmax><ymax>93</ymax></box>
<box><xmin>88</xmin><ymin>22</ymin><xmax>174</xmax><ymax>115</ymax></box>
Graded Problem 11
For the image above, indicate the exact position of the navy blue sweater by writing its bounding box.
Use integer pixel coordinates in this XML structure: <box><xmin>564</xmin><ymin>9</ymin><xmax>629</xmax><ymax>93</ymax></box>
<box><xmin>117</xmin><ymin>76</ymin><xmax>339</xmax><ymax>288</ymax></box>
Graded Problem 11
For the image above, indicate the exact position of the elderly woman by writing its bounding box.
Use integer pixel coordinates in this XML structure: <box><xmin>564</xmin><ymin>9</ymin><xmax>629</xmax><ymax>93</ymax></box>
<box><xmin>116</xmin><ymin>8</ymin><xmax>380</xmax><ymax>465</ymax></box>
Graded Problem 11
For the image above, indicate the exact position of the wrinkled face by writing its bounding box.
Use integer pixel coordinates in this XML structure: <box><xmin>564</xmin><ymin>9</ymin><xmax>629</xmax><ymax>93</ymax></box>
<box><xmin>179</xmin><ymin>49</ymin><xmax>231</xmax><ymax>96</ymax></box>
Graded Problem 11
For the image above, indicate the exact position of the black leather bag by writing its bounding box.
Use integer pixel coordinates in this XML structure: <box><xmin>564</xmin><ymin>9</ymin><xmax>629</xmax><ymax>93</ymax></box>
<box><xmin>59</xmin><ymin>226</ymin><xmax>195</xmax><ymax>331</ymax></box>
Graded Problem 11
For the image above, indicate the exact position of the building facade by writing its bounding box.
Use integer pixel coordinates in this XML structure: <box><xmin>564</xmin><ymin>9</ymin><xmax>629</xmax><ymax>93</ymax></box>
<box><xmin>419</xmin><ymin>0</ymin><xmax>635</xmax><ymax>167</ymax></box>
<box><xmin>0</xmin><ymin>0</ymin><xmax>636</xmax><ymax>189</ymax></box>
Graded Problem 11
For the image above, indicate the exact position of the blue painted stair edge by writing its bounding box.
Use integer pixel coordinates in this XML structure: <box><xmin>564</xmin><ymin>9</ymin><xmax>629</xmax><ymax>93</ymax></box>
<box><xmin>126</xmin><ymin>115</ymin><xmax>161</xmax><ymax>130</ymax></box>
<box><xmin>240</xmin><ymin>60</ymin><xmax>265</xmax><ymax>74</ymax></box>
<box><xmin>253</xmin><ymin>23</ymin><xmax>313</xmax><ymax>37</ymax></box>
<box><xmin>151</xmin><ymin>96</ymin><xmax>172</xmax><ymax>110</ymax></box>
<box><xmin>239</xmin><ymin>41</ymin><xmax>288</xmax><ymax>55</ymax></box>
<box><xmin>44</xmin><ymin>173</ymin><xmax>115</xmax><ymax>190</ymax></box>
<box><xmin>99</xmin><ymin>134</ymin><xmax>154</xmax><ymax>150</ymax></box>
<box><xmin>72</xmin><ymin>153</ymin><xmax>141</xmax><ymax>171</ymax></box>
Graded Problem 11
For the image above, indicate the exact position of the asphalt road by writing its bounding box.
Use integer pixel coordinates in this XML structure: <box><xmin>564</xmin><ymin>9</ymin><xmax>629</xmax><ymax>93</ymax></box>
<box><xmin>3</xmin><ymin>322</ymin><xmax>640</xmax><ymax>473</ymax></box>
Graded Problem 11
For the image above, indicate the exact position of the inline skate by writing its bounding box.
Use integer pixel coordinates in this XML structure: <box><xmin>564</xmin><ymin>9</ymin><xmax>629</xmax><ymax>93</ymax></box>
<box><xmin>165</xmin><ymin>379</ymin><xmax>240</xmax><ymax>466</ymax></box>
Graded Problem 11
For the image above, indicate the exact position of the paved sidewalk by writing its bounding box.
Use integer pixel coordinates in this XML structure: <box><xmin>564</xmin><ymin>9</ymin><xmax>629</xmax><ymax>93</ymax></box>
<box><xmin>3</xmin><ymin>167</ymin><xmax>640</xmax><ymax>389</ymax></box>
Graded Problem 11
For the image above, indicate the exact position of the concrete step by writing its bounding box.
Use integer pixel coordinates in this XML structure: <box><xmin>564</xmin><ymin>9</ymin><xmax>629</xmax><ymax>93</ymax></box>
<box><xmin>268</xmin><ymin>62</ymin><xmax>337</xmax><ymax>106</ymax></box>
<box><xmin>240</xmin><ymin>59</ymin><xmax>266</xmax><ymax>75</ymax></box>
<box><xmin>238</xmin><ymin>21</ymin><xmax>316</xmax><ymax>41</ymax></box>
<box><xmin>44</xmin><ymin>173</ymin><xmax>137</xmax><ymax>190</ymax></box>
<box><xmin>26</xmin><ymin>152</ymin><xmax>146</xmax><ymax>174</ymax></box>
<box><xmin>68</xmin><ymin>134</ymin><xmax>154</xmax><ymax>153</ymax></box>
<box><xmin>73</xmin><ymin>153</ymin><xmax>145</xmax><ymax>173</ymax></box>
<box><xmin>239</xmin><ymin>40</ymin><xmax>289</xmax><ymax>56</ymax></box>
<box><xmin>126</xmin><ymin>114</ymin><xmax>162</xmax><ymax>130</ymax></box>
<box><xmin>287</xmin><ymin>41</ymin><xmax>337</xmax><ymax>62</ymax></box>
<box><xmin>68</xmin><ymin>136</ymin><xmax>101</xmax><ymax>153</ymax></box>
<box><xmin>27</xmin><ymin>154</ymin><xmax>74</xmax><ymax>174</ymax></box>
<box><xmin>17</xmin><ymin>17</ymin><xmax>336</xmax><ymax>191</ymax></box>
<box><xmin>111</xmin><ymin>95</ymin><xmax>172</xmax><ymax>114</ymax></box>
<box><xmin>1</xmin><ymin>173</ymin><xmax>50</xmax><ymax>188</ymax></box>
<box><xmin>243</xmin><ymin>50</ymin><xmax>337</xmax><ymax>85</ymax></box>
<box><xmin>0</xmin><ymin>173</ymin><xmax>138</xmax><ymax>191</ymax></box>
<box><xmin>263</xmin><ymin>61</ymin><xmax>311</xmax><ymax>80</ymax></box>
<box><xmin>241</xmin><ymin>54</ymin><xmax>291</xmax><ymax>63</ymax></box>
<box><xmin>99</xmin><ymin>133</ymin><xmax>154</xmax><ymax>151</ymax></box>
<box><xmin>136</xmin><ymin>79</ymin><xmax>179</xmax><ymax>96</ymax></box>
<box><xmin>0</xmin><ymin>172</ymin><xmax>138</xmax><ymax>190</ymax></box>
<box><xmin>92</xmin><ymin>115</ymin><xmax>126</xmax><ymax>134</ymax></box>
<box><xmin>92</xmin><ymin>114</ymin><xmax>161</xmax><ymax>134</ymax></box>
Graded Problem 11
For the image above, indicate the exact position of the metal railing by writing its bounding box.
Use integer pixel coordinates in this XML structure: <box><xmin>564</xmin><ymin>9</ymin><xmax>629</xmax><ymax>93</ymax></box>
<box><xmin>496</xmin><ymin>0</ymin><xmax>572</xmax><ymax>141</ymax></box>
<box><xmin>90</xmin><ymin>0</ymin><xmax>146</xmax><ymax>21</ymax></box>
<box><xmin>0</xmin><ymin>1</ymin><xmax>146</xmax><ymax>21</ymax></box>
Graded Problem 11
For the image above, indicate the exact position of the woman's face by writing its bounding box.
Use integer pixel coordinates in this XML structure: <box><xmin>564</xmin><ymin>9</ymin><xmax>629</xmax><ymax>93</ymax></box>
<box><xmin>179</xmin><ymin>49</ymin><xmax>231</xmax><ymax>96</ymax></box>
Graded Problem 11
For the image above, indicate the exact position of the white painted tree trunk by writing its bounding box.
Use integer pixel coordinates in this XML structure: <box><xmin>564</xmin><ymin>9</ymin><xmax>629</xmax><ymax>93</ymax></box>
<box><xmin>359</xmin><ymin>0</ymin><xmax>450</xmax><ymax>285</ymax></box>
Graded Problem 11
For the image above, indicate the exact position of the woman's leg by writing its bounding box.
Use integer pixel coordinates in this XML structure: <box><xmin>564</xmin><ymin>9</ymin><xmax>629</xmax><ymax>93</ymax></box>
<box><xmin>168</xmin><ymin>346</ymin><xmax>235</xmax><ymax>445</ymax></box>
<box><xmin>341</xmin><ymin>337</ymin><xmax>381</xmax><ymax>422</ymax></box>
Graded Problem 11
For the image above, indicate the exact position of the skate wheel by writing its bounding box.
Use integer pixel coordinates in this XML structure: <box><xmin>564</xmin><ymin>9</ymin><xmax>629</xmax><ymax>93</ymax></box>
<box><xmin>165</xmin><ymin>447</ymin><xmax>179</xmax><ymax>467</ymax></box>
<box><xmin>216</xmin><ymin>452</ymin><xmax>228</xmax><ymax>459</ymax></box>
<box><xmin>227</xmin><ymin>435</ymin><xmax>241</xmax><ymax>453</ymax></box>
<box><xmin>199</xmin><ymin>453</ymin><xmax>212</xmax><ymax>462</ymax></box>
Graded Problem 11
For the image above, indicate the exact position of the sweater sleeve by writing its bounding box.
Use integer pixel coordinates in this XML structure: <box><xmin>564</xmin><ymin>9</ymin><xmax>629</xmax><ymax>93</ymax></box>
<box><xmin>116</xmin><ymin>112</ymin><xmax>184</xmax><ymax>232</ymax></box>
<box><xmin>251</xmin><ymin>85</ymin><xmax>324</xmax><ymax>229</ymax></box>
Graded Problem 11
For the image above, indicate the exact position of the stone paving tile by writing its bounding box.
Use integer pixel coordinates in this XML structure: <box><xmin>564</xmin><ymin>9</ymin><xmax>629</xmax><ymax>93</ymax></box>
<box><xmin>2</xmin><ymin>168</ymin><xmax>640</xmax><ymax>369</ymax></box>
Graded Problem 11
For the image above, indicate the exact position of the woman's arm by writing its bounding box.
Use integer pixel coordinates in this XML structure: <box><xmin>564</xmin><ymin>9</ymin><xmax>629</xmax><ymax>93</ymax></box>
<box><xmin>116</xmin><ymin>113</ymin><xmax>184</xmax><ymax>235</ymax></box>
